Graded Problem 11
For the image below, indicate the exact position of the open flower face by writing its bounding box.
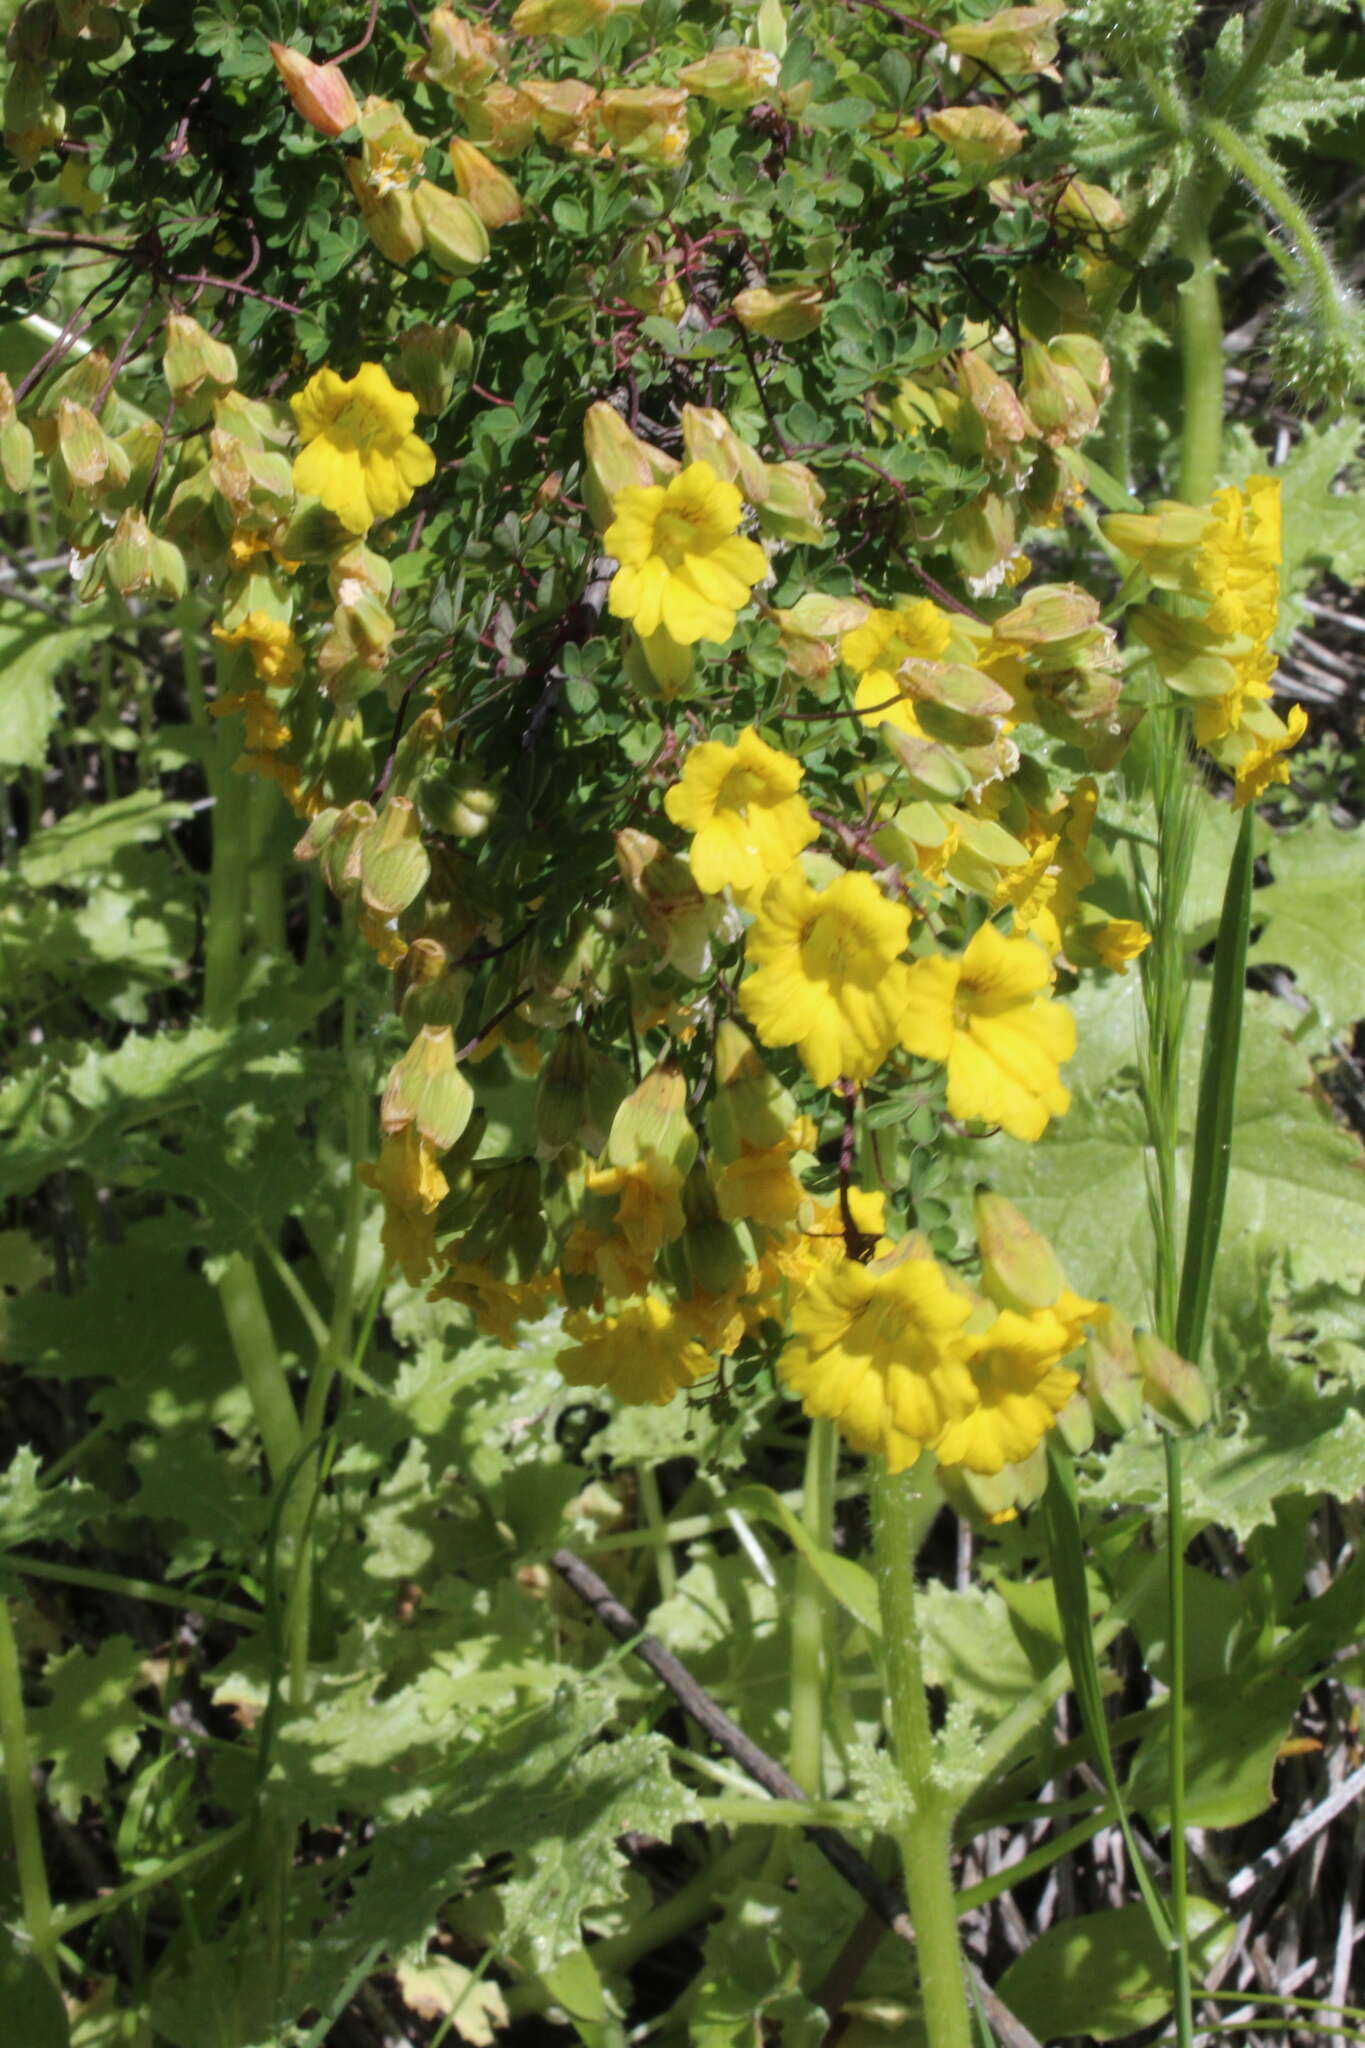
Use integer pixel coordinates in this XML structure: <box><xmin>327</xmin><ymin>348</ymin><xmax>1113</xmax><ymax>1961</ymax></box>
<box><xmin>741</xmin><ymin>866</ymin><xmax>913</xmax><ymax>1087</ymax></box>
<box><xmin>935</xmin><ymin>1305</ymin><xmax>1082</xmax><ymax>1473</ymax></box>
<box><xmin>290</xmin><ymin>362</ymin><xmax>436</xmax><ymax>534</ymax></box>
<box><xmin>779</xmin><ymin>1248</ymin><xmax>980</xmax><ymax>1472</ymax></box>
<box><xmin>605</xmin><ymin>462</ymin><xmax>768</xmax><ymax>647</ymax></box>
<box><xmin>558</xmin><ymin>1295</ymin><xmax>714</xmax><ymax>1406</ymax></box>
<box><xmin>664</xmin><ymin>728</ymin><xmax>817</xmax><ymax>902</ymax></box>
<box><xmin>899</xmin><ymin>922</ymin><xmax>1074</xmax><ymax>1141</ymax></box>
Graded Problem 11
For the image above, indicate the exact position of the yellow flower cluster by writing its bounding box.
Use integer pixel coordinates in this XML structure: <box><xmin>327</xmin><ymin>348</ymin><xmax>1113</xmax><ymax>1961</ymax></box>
<box><xmin>1106</xmin><ymin>476</ymin><xmax>1305</xmax><ymax>805</ymax></box>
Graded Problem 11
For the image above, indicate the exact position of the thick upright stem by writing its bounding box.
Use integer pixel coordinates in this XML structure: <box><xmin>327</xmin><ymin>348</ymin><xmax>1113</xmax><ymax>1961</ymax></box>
<box><xmin>869</xmin><ymin>1463</ymin><xmax>972</xmax><ymax>2048</ymax></box>
<box><xmin>1176</xmin><ymin>221</ymin><xmax>1225</xmax><ymax>506</ymax></box>
<box><xmin>789</xmin><ymin>1417</ymin><xmax>838</xmax><ymax>1794</ymax></box>
<box><xmin>0</xmin><ymin>1596</ymin><xmax>58</xmax><ymax>1984</ymax></box>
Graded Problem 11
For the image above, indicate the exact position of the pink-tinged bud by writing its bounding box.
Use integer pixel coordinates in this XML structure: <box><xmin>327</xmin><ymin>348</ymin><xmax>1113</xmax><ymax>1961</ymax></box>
<box><xmin>599</xmin><ymin>86</ymin><xmax>689</xmax><ymax>166</ymax></box>
<box><xmin>957</xmin><ymin>349</ymin><xmax>1037</xmax><ymax>460</ymax></box>
<box><xmin>269</xmin><ymin>43</ymin><xmax>359</xmax><ymax>137</ymax></box>
<box><xmin>461</xmin><ymin>83</ymin><xmax>538</xmax><ymax>158</ymax></box>
<box><xmin>448</xmin><ymin>136</ymin><xmax>524</xmax><ymax>227</ymax></box>
<box><xmin>1135</xmin><ymin>1331</ymin><xmax>1213</xmax><ymax>1433</ymax></box>
<box><xmin>973</xmin><ymin>1190</ymin><xmax>1066</xmax><ymax>1311</ymax></box>
<box><xmin>677</xmin><ymin>47</ymin><xmax>782</xmax><ymax>111</ymax></box>
<box><xmin>425</xmin><ymin>8</ymin><xmax>506</xmax><ymax>94</ymax></box>
<box><xmin>732</xmin><ymin>284</ymin><xmax>823</xmax><ymax>341</ymax></box>
<box><xmin>926</xmin><ymin>105</ymin><xmax>1025</xmax><ymax>175</ymax></box>
<box><xmin>414</xmin><ymin>182</ymin><xmax>491</xmax><ymax>274</ymax></box>
<box><xmin>512</xmin><ymin>0</ymin><xmax>610</xmax><ymax>34</ymax></box>
<box><xmin>520</xmin><ymin>77</ymin><xmax>598</xmax><ymax>150</ymax></box>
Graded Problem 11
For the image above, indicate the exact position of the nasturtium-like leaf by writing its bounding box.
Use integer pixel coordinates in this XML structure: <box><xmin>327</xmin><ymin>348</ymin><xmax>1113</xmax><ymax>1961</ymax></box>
<box><xmin>1248</xmin><ymin>813</ymin><xmax>1365</xmax><ymax>1034</ymax></box>
<box><xmin>997</xmin><ymin>1899</ymin><xmax>1233</xmax><ymax>2042</ymax></box>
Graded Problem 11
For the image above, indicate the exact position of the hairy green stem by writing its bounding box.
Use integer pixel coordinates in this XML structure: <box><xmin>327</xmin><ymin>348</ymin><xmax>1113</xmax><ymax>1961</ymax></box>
<box><xmin>0</xmin><ymin>1595</ymin><xmax>58</xmax><ymax>1982</ymax></box>
<box><xmin>869</xmin><ymin>1463</ymin><xmax>972</xmax><ymax>2048</ymax></box>
<box><xmin>1200</xmin><ymin>116</ymin><xmax>1349</xmax><ymax>341</ymax></box>
<box><xmin>789</xmin><ymin>1417</ymin><xmax>838</xmax><ymax>1794</ymax></box>
<box><xmin>1211</xmin><ymin>0</ymin><xmax>1299</xmax><ymax>114</ymax></box>
<box><xmin>1165</xmin><ymin>1432</ymin><xmax>1193</xmax><ymax>2045</ymax></box>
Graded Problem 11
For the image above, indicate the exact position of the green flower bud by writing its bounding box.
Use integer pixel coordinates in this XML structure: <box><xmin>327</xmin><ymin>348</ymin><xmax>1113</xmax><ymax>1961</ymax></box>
<box><xmin>607</xmin><ymin>1057</ymin><xmax>698</xmax><ymax>1176</ymax></box>
<box><xmin>163</xmin><ymin>313</ymin><xmax>238</xmax><ymax>426</ymax></box>
<box><xmin>380</xmin><ymin>1024</ymin><xmax>475</xmax><ymax>1150</ymax></box>
<box><xmin>0</xmin><ymin>374</ymin><xmax>34</xmax><ymax>493</ymax></box>
<box><xmin>414</xmin><ymin>181</ymin><xmax>490</xmax><ymax>275</ymax></box>
<box><xmin>1084</xmin><ymin>1314</ymin><xmax>1146</xmax><ymax>1437</ymax></box>
<box><xmin>359</xmin><ymin>796</ymin><xmax>431</xmax><ymax>917</ymax></box>
<box><xmin>1135</xmin><ymin>1331</ymin><xmax>1213</xmax><ymax>1433</ymax></box>
<box><xmin>105</xmin><ymin>508</ymin><xmax>156</xmax><ymax>595</ymax></box>
<box><xmin>973</xmin><ymin>1190</ymin><xmax>1066</xmax><ymax>1312</ymax></box>
<box><xmin>732</xmin><ymin>284</ymin><xmax>824</xmax><ymax>341</ymax></box>
<box><xmin>704</xmin><ymin>1020</ymin><xmax>797</xmax><ymax>1161</ymax></box>
<box><xmin>535</xmin><ymin>1024</ymin><xmax>593</xmax><ymax>1152</ymax></box>
<box><xmin>458</xmin><ymin>1159</ymin><xmax>546</xmax><ymax>1283</ymax></box>
<box><xmin>393</xmin><ymin>322</ymin><xmax>474</xmax><ymax>416</ymax></box>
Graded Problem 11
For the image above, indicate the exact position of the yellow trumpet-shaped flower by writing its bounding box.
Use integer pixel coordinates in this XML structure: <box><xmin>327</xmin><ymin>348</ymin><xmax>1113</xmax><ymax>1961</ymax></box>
<box><xmin>290</xmin><ymin>361</ymin><xmax>436</xmax><ymax>534</ymax></box>
<box><xmin>934</xmin><ymin>1305</ymin><xmax>1083</xmax><ymax>1475</ymax></box>
<box><xmin>778</xmin><ymin>1244</ymin><xmax>979</xmax><ymax>1472</ymax></box>
<box><xmin>558</xmin><ymin>1295</ymin><xmax>714</xmax><ymax>1406</ymax></box>
<box><xmin>740</xmin><ymin>865</ymin><xmax>913</xmax><ymax>1088</ymax></box>
<box><xmin>605</xmin><ymin>461</ymin><xmax>768</xmax><ymax>647</ymax></box>
<box><xmin>664</xmin><ymin>728</ymin><xmax>817</xmax><ymax>902</ymax></box>
<box><xmin>899</xmin><ymin>922</ymin><xmax>1074</xmax><ymax>1141</ymax></box>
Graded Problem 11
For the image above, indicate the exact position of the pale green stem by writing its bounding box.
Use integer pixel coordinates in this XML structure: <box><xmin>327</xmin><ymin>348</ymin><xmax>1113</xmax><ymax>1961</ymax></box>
<box><xmin>1176</xmin><ymin>217</ymin><xmax>1226</xmax><ymax>506</ymax></box>
<box><xmin>1211</xmin><ymin>0</ymin><xmax>1299</xmax><ymax>113</ymax></box>
<box><xmin>789</xmin><ymin>1417</ymin><xmax>838</xmax><ymax>1794</ymax></box>
<box><xmin>247</xmin><ymin>777</ymin><xmax>287</xmax><ymax>957</ymax></box>
<box><xmin>869</xmin><ymin>1463</ymin><xmax>972</xmax><ymax>2048</ymax></box>
<box><xmin>0</xmin><ymin>1596</ymin><xmax>58</xmax><ymax>1983</ymax></box>
<box><xmin>216</xmin><ymin>1252</ymin><xmax>303</xmax><ymax>1489</ymax></box>
<box><xmin>7</xmin><ymin>1555</ymin><xmax>258</xmax><ymax>1628</ymax></box>
<box><xmin>51</xmin><ymin>1819</ymin><xmax>251</xmax><ymax>1939</ymax></box>
<box><xmin>181</xmin><ymin>600</ymin><xmax>251</xmax><ymax>1030</ymax></box>
<box><xmin>637</xmin><ymin>1464</ymin><xmax>677</xmax><ymax>1601</ymax></box>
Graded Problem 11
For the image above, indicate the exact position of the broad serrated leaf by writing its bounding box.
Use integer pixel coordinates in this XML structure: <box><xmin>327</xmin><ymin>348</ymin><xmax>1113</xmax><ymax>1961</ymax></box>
<box><xmin>14</xmin><ymin>790</ymin><xmax>192</xmax><ymax>890</ymax></box>
<box><xmin>0</xmin><ymin>1446</ymin><xmax>104</xmax><ymax>1553</ymax></box>
<box><xmin>29</xmin><ymin>1637</ymin><xmax>148</xmax><ymax>1819</ymax></box>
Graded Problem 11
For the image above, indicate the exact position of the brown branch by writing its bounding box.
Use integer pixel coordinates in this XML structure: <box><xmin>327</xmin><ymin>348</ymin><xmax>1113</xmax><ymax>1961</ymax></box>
<box><xmin>334</xmin><ymin>0</ymin><xmax>383</xmax><ymax>64</ymax></box>
<box><xmin>551</xmin><ymin>1545</ymin><xmax>1043</xmax><ymax>2048</ymax></box>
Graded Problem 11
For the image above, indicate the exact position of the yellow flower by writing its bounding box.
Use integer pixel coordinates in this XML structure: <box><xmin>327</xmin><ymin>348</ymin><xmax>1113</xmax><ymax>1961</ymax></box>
<box><xmin>558</xmin><ymin>1296</ymin><xmax>714</xmax><ymax>1406</ymax></box>
<box><xmin>429</xmin><ymin>1253</ymin><xmax>559</xmax><ymax>1347</ymax></box>
<box><xmin>605</xmin><ymin>461</ymin><xmax>769</xmax><ymax>647</ymax></box>
<box><xmin>290</xmin><ymin>362</ymin><xmax>436</xmax><ymax>534</ymax></box>
<box><xmin>1226</xmin><ymin>702</ymin><xmax>1308</xmax><ymax>807</ymax></box>
<box><xmin>212</xmin><ymin>609</ymin><xmax>301</xmax><ymax>688</ymax></box>
<box><xmin>210</xmin><ymin>689</ymin><xmax>291</xmax><ymax>753</ymax></box>
<box><xmin>840</xmin><ymin>600</ymin><xmax>954</xmax><ymax>677</ymax></box>
<box><xmin>934</xmin><ymin>1305</ymin><xmax>1082</xmax><ymax>1474</ymax></box>
<box><xmin>663</xmin><ymin>728</ymin><xmax>818</xmax><ymax>901</ymax></box>
<box><xmin>740</xmin><ymin>865</ymin><xmax>913</xmax><ymax>1088</ymax></box>
<box><xmin>1087</xmin><ymin>918</ymin><xmax>1152</xmax><ymax>973</ymax></box>
<box><xmin>584</xmin><ymin>1157</ymin><xmax>685</xmax><ymax>1265</ymax></box>
<box><xmin>899</xmin><ymin>923</ymin><xmax>1074</xmax><ymax>1141</ymax></box>
<box><xmin>713</xmin><ymin>1131</ymin><xmax>809</xmax><ymax>1228</ymax></box>
<box><xmin>778</xmin><ymin>1243</ymin><xmax>979</xmax><ymax>1472</ymax></box>
<box><xmin>358</xmin><ymin>1125</ymin><xmax>449</xmax><ymax>1283</ymax></box>
<box><xmin>1196</xmin><ymin>475</ymin><xmax>1281</xmax><ymax>643</ymax></box>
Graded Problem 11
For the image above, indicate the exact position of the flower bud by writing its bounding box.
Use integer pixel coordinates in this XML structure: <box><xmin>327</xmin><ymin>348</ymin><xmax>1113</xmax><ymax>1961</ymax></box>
<box><xmin>105</xmin><ymin>507</ymin><xmax>157</xmax><ymax>595</ymax></box>
<box><xmin>394</xmin><ymin>322</ymin><xmax>474</xmax><ymax>416</ymax></box>
<box><xmin>678</xmin><ymin>1163</ymin><xmax>752</xmax><ymax>1296</ymax></box>
<box><xmin>973</xmin><ymin>1190</ymin><xmax>1066</xmax><ymax>1312</ymax></box>
<box><xmin>681</xmin><ymin>404</ymin><xmax>769</xmax><ymax>502</ymax></box>
<box><xmin>757</xmin><ymin>459</ymin><xmax>825</xmax><ymax>545</ymax></box>
<box><xmin>164</xmin><ymin>313</ymin><xmax>238</xmax><ymax>426</ymax></box>
<box><xmin>732</xmin><ymin>284</ymin><xmax>823</xmax><ymax>340</ymax></box>
<box><xmin>448</xmin><ymin>136</ymin><xmax>524</xmax><ymax>227</ymax></box>
<box><xmin>956</xmin><ymin>349</ymin><xmax>1037</xmax><ymax>461</ymax></box>
<box><xmin>607</xmin><ymin>1057</ymin><xmax>698</xmax><ymax>1175</ymax></box>
<box><xmin>381</xmin><ymin>1024</ymin><xmax>475</xmax><ymax>1150</ymax></box>
<box><xmin>269</xmin><ymin>42</ymin><xmax>359</xmax><ymax>136</ymax></box>
<box><xmin>1054</xmin><ymin>1388</ymin><xmax>1095</xmax><ymax>1457</ymax></box>
<box><xmin>520</xmin><ymin>77</ymin><xmax>597</xmax><ymax>149</ymax></box>
<box><xmin>942</xmin><ymin>2</ymin><xmax>1064</xmax><ymax>77</ymax></box>
<box><xmin>3</xmin><ymin>60</ymin><xmax>64</xmax><ymax>166</ymax></box>
<box><xmin>622</xmin><ymin>624</ymin><xmax>696</xmax><ymax>700</ymax></box>
<box><xmin>768</xmin><ymin>592</ymin><xmax>868</xmax><ymax>684</ymax></box>
<box><xmin>359</xmin><ymin>796</ymin><xmax>431</xmax><ymax>917</ymax></box>
<box><xmin>677</xmin><ymin>47</ymin><xmax>782</xmax><ymax>111</ymax></box>
<box><xmin>344</xmin><ymin>158</ymin><xmax>423</xmax><ymax>265</ymax></box>
<box><xmin>396</xmin><ymin>938</ymin><xmax>473</xmax><ymax>1032</ymax></box>
<box><xmin>462</xmin><ymin>82</ymin><xmax>538</xmax><ymax>157</ymax></box>
<box><xmin>615</xmin><ymin>826</ymin><xmax>726</xmax><ymax>978</ymax></box>
<box><xmin>425</xmin><ymin>8</ymin><xmax>506</xmax><ymax>94</ymax></box>
<box><xmin>295</xmin><ymin>800</ymin><xmax>371</xmax><ymax>901</ymax></box>
<box><xmin>414</xmin><ymin>181</ymin><xmax>491</xmax><ymax>274</ymax></box>
<box><xmin>420</xmin><ymin>760</ymin><xmax>499</xmax><ymax>837</ymax></box>
<box><xmin>1135</xmin><ymin>1331</ymin><xmax>1213</xmax><ymax>1432</ymax></box>
<box><xmin>0</xmin><ymin>374</ymin><xmax>34</xmax><ymax>493</ymax></box>
<box><xmin>705</xmin><ymin>1020</ymin><xmax>799</xmax><ymax>1160</ymax></box>
<box><xmin>582</xmin><ymin>399</ymin><xmax>678</xmax><ymax>533</ymax></box>
<box><xmin>535</xmin><ymin>1024</ymin><xmax>593</xmax><ymax>1151</ymax></box>
<box><xmin>1020</xmin><ymin>339</ymin><xmax>1099</xmax><ymax>447</ymax></box>
<box><xmin>512</xmin><ymin>0</ymin><xmax>608</xmax><ymax>33</ymax></box>
<box><xmin>1084</xmin><ymin>1313</ymin><xmax>1146</xmax><ymax>1436</ymax></box>
<box><xmin>457</xmin><ymin>1159</ymin><xmax>547</xmax><ymax>1283</ymax></box>
<box><xmin>599</xmin><ymin>86</ymin><xmax>689</xmax><ymax>166</ymax></box>
<box><xmin>926</xmin><ymin>105</ymin><xmax>1024</xmax><ymax>175</ymax></box>
<box><xmin>993</xmin><ymin>584</ymin><xmax>1106</xmax><ymax>670</ymax></box>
